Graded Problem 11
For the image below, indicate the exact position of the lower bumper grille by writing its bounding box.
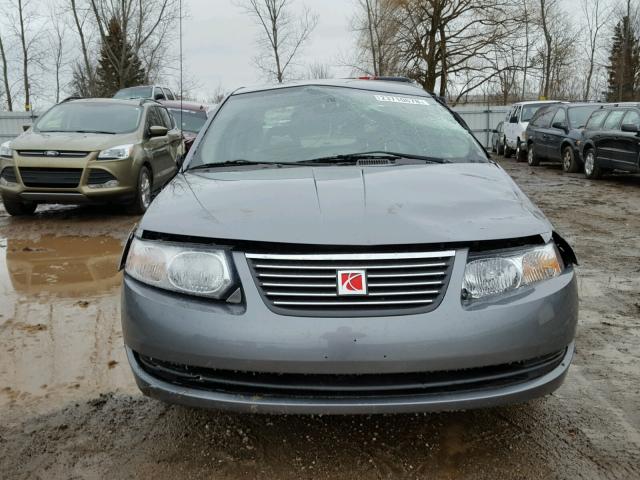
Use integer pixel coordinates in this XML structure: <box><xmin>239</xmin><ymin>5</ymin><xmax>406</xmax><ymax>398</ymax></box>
<box><xmin>1</xmin><ymin>167</ymin><xmax>17</xmax><ymax>183</ymax></box>
<box><xmin>18</xmin><ymin>167</ymin><xmax>83</xmax><ymax>188</ymax></box>
<box><xmin>246</xmin><ymin>251</ymin><xmax>455</xmax><ymax>316</ymax></box>
<box><xmin>136</xmin><ymin>349</ymin><xmax>566</xmax><ymax>399</ymax></box>
<box><xmin>88</xmin><ymin>169</ymin><xmax>117</xmax><ymax>184</ymax></box>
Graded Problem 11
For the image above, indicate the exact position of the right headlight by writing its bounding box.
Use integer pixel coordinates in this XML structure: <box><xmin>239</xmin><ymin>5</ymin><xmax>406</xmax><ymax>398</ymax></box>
<box><xmin>462</xmin><ymin>242</ymin><xmax>563</xmax><ymax>300</ymax></box>
<box><xmin>0</xmin><ymin>141</ymin><xmax>13</xmax><ymax>158</ymax></box>
<box><xmin>125</xmin><ymin>237</ymin><xmax>236</xmax><ymax>299</ymax></box>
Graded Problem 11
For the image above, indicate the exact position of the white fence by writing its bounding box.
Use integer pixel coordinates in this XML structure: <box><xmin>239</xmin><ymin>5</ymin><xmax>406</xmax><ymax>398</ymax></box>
<box><xmin>451</xmin><ymin>104</ymin><xmax>510</xmax><ymax>148</ymax></box>
<box><xmin>0</xmin><ymin>112</ymin><xmax>38</xmax><ymax>143</ymax></box>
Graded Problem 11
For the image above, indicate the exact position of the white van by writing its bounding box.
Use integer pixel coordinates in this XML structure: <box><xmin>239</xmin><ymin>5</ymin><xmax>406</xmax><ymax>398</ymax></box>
<box><xmin>503</xmin><ymin>101</ymin><xmax>562</xmax><ymax>160</ymax></box>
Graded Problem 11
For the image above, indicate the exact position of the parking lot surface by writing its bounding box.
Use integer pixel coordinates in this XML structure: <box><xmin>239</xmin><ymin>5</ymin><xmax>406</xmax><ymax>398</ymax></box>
<box><xmin>1</xmin><ymin>159</ymin><xmax>639</xmax><ymax>479</ymax></box>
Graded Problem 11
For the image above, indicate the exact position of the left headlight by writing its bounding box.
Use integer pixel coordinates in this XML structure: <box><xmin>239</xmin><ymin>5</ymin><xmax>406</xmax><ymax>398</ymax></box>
<box><xmin>0</xmin><ymin>141</ymin><xmax>13</xmax><ymax>158</ymax></box>
<box><xmin>98</xmin><ymin>144</ymin><xmax>134</xmax><ymax>160</ymax></box>
<box><xmin>462</xmin><ymin>242</ymin><xmax>563</xmax><ymax>300</ymax></box>
<box><xmin>125</xmin><ymin>238</ymin><xmax>235</xmax><ymax>299</ymax></box>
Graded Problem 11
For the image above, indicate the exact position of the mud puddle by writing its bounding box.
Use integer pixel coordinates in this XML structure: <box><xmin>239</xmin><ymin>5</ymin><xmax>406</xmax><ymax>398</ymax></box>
<box><xmin>0</xmin><ymin>233</ymin><xmax>137</xmax><ymax>419</ymax></box>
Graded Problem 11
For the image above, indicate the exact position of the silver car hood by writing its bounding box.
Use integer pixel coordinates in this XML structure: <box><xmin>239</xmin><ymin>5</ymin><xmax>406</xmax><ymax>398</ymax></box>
<box><xmin>140</xmin><ymin>163</ymin><xmax>552</xmax><ymax>245</ymax></box>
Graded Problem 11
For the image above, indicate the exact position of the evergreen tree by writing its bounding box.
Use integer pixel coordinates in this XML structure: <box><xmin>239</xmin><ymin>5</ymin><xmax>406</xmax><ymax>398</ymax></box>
<box><xmin>606</xmin><ymin>16</ymin><xmax>640</xmax><ymax>102</ymax></box>
<box><xmin>95</xmin><ymin>17</ymin><xmax>146</xmax><ymax>97</ymax></box>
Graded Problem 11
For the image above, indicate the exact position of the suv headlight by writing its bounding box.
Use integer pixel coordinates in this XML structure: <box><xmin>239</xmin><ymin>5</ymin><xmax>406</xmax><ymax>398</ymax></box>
<box><xmin>125</xmin><ymin>238</ymin><xmax>236</xmax><ymax>299</ymax></box>
<box><xmin>98</xmin><ymin>144</ymin><xmax>134</xmax><ymax>160</ymax></box>
<box><xmin>462</xmin><ymin>242</ymin><xmax>563</xmax><ymax>300</ymax></box>
<box><xmin>0</xmin><ymin>141</ymin><xmax>13</xmax><ymax>158</ymax></box>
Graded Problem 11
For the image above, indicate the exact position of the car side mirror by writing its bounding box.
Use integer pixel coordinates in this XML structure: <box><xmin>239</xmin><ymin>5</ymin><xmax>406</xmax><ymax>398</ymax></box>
<box><xmin>492</xmin><ymin>129</ymin><xmax>498</xmax><ymax>133</ymax></box>
<box><xmin>154</xmin><ymin>93</ymin><xmax>165</xmax><ymax>101</ymax></box>
<box><xmin>22</xmin><ymin>124</ymin><xmax>31</xmax><ymax>132</ymax></box>
<box><xmin>149</xmin><ymin>125</ymin><xmax>168</xmax><ymax>137</ymax></box>
<box><xmin>621</xmin><ymin>123</ymin><xmax>639</xmax><ymax>133</ymax></box>
<box><xmin>552</xmin><ymin>121</ymin><xmax>568</xmax><ymax>131</ymax></box>
<box><xmin>509</xmin><ymin>116</ymin><xmax>518</xmax><ymax>124</ymax></box>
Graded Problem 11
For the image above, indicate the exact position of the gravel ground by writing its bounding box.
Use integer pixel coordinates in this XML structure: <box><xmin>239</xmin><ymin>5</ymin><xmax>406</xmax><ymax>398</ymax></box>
<box><xmin>0</xmin><ymin>158</ymin><xmax>639</xmax><ymax>479</ymax></box>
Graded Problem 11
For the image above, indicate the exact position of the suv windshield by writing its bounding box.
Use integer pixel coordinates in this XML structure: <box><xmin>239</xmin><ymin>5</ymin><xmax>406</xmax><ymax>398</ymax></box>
<box><xmin>35</xmin><ymin>102</ymin><xmax>142</xmax><ymax>134</ymax></box>
<box><xmin>114</xmin><ymin>86</ymin><xmax>153</xmax><ymax>99</ymax></box>
<box><xmin>568</xmin><ymin>105</ymin><xmax>601</xmax><ymax>129</ymax></box>
<box><xmin>168</xmin><ymin>108</ymin><xmax>207</xmax><ymax>133</ymax></box>
<box><xmin>192</xmin><ymin>86</ymin><xmax>487</xmax><ymax>167</ymax></box>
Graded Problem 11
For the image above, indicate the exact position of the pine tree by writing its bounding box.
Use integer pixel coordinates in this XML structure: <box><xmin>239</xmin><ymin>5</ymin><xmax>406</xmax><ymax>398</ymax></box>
<box><xmin>606</xmin><ymin>16</ymin><xmax>640</xmax><ymax>102</ymax></box>
<box><xmin>95</xmin><ymin>17</ymin><xmax>146</xmax><ymax>97</ymax></box>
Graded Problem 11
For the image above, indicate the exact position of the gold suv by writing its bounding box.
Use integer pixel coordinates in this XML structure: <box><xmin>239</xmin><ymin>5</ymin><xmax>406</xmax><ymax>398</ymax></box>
<box><xmin>0</xmin><ymin>98</ymin><xmax>182</xmax><ymax>215</ymax></box>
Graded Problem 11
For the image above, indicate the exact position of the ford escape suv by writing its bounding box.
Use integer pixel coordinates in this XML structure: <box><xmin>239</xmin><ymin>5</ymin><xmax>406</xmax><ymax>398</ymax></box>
<box><xmin>120</xmin><ymin>80</ymin><xmax>578</xmax><ymax>414</ymax></box>
<box><xmin>0</xmin><ymin>98</ymin><xmax>181</xmax><ymax>215</ymax></box>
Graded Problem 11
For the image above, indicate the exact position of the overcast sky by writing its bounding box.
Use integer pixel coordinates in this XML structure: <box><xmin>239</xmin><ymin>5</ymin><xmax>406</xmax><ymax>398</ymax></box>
<box><xmin>182</xmin><ymin>0</ymin><xmax>358</xmax><ymax>97</ymax></box>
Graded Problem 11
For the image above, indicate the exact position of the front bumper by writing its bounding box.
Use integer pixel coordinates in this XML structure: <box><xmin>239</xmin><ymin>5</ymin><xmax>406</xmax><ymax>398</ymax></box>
<box><xmin>122</xmin><ymin>250</ymin><xmax>578</xmax><ymax>414</ymax></box>
<box><xmin>0</xmin><ymin>153</ymin><xmax>137</xmax><ymax>204</ymax></box>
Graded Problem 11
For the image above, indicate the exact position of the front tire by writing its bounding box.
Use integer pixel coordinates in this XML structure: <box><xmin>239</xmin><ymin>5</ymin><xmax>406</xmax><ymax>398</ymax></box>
<box><xmin>527</xmin><ymin>143</ymin><xmax>540</xmax><ymax>166</ymax></box>
<box><xmin>503</xmin><ymin>137</ymin><xmax>512</xmax><ymax>158</ymax></box>
<box><xmin>583</xmin><ymin>149</ymin><xmax>602</xmax><ymax>179</ymax></box>
<box><xmin>515</xmin><ymin>139</ymin><xmax>525</xmax><ymax>162</ymax></box>
<box><xmin>1</xmin><ymin>194</ymin><xmax>37</xmax><ymax>216</ymax></box>
<box><xmin>127</xmin><ymin>166</ymin><xmax>152</xmax><ymax>214</ymax></box>
<box><xmin>562</xmin><ymin>146</ymin><xmax>580</xmax><ymax>173</ymax></box>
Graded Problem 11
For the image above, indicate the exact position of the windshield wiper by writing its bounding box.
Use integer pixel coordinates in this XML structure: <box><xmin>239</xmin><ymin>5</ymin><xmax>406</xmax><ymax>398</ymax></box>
<box><xmin>188</xmin><ymin>159</ymin><xmax>303</xmax><ymax>171</ymax></box>
<box><xmin>299</xmin><ymin>151</ymin><xmax>449</xmax><ymax>164</ymax></box>
<box><xmin>73</xmin><ymin>130</ymin><xmax>117</xmax><ymax>134</ymax></box>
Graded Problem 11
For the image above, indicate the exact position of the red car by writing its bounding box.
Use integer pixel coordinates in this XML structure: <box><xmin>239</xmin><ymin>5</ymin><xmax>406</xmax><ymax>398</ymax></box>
<box><xmin>160</xmin><ymin>100</ymin><xmax>213</xmax><ymax>153</ymax></box>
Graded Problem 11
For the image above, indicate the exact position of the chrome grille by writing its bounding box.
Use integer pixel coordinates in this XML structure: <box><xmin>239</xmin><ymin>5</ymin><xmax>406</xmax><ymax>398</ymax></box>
<box><xmin>17</xmin><ymin>150</ymin><xmax>89</xmax><ymax>158</ymax></box>
<box><xmin>246</xmin><ymin>251</ymin><xmax>455</xmax><ymax>316</ymax></box>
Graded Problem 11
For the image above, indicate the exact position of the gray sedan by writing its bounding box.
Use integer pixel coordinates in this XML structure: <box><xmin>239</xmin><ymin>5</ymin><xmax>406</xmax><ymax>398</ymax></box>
<box><xmin>120</xmin><ymin>79</ymin><xmax>578</xmax><ymax>414</ymax></box>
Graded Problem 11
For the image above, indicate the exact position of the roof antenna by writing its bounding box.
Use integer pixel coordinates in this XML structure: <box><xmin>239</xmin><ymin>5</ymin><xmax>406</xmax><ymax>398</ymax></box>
<box><xmin>179</xmin><ymin>0</ymin><xmax>183</xmax><ymax>150</ymax></box>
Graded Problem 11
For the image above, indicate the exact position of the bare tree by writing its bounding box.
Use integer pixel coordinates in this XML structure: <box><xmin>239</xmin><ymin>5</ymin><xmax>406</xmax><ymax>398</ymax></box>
<box><xmin>240</xmin><ymin>0</ymin><xmax>318</xmax><ymax>83</ymax></box>
<box><xmin>0</xmin><ymin>28</ymin><xmax>12</xmax><ymax>110</ymax></box>
<box><xmin>48</xmin><ymin>8</ymin><xmax>67</xmax><ymax>103</ymax></box>
<box><xmin>581</xmin><ymin>0</ymin><xmax>610</xmax><ymax>100</ymax></box>
<box><xmin>390</xmin><ymin>0</ymin><xmax>518</xmax><ymax>98</ymax></box>
<box><xmin>16</xmin><ymin>0</ymin><xmax>31</xmax><ymax>110</ymax></box>
<box><xmin>306</xmin><ymin>62</ymin><xmax>333</xmax><ymax>79</ymax></box>
<box><xmin>352</xmin><ymin>0</ymin><xmax>400</xmax><ymax>76</ymax></box>
<box><xmin>70</xmin><ymin>0</ymin><xmax>96</xmax><ymax>95</ymax></box>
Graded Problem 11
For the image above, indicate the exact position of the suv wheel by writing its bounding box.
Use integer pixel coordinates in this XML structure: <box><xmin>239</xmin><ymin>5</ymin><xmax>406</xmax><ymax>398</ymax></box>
<box><xmin>562</xmin><ymin>146</ymin><xmax>580</xmax><ymax>173</ymax></box>
<box><xmin>1</xmin><ymin>194</ymin><xmax>37</xmax><ymax>216</ymax></box>
<box><xmin>127</xmin><ymin>166</ymin><xmax>152</xmax><ymax>214</ymax></box>
<box><xmin>515</xmin><ymin>140</ymin><xmax>525</xmax><ymax>162</ymax></box>
<box><xmin>527</xmin><ymin>144</ymin><xmax>540</xmax><ymax>166</ymax></box>
<box><xmin>583</xmin><ymin>149</ymin><xmax>602</xmax><ymax>179</ymax></box>
<box><xmin>503</xmin><ymin>137</ymin><xmax>512</xmax><ymax>158</ymax></box>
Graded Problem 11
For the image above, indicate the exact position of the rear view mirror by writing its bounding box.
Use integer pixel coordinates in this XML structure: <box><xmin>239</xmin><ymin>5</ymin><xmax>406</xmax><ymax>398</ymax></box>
<box><xmin>621</xmin><ymin>123</ymin><xmax>639</xmax><ymax>133</ymax></box>
<box><xmin>22</xmin><ymin>124</ymin><xmax>31</xmax><ymax>132</ymax></box>
<box><xmin>149</xmin><ymin>125</ymin><xmax>168</xmax><ymax>137</ymax></box>
<box><xmin>154</xmin><ymin>93</ymin><xmax>165</xmax><ymax>101</ymax></box>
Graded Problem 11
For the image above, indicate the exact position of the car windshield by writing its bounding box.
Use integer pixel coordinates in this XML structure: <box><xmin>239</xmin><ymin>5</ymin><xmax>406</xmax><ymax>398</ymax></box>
<box><xmin>168</xmin><ymin>108</ymin><xmax>207</xmax><ymax>133</ymax></box>
<box><xmin>521</xmin><ymin>104</ymin><xmax>548</xmax><ymax>122</ymax></box>
<box><xmin>192</xmin><ymin>86</ymin><xmax>487</xmax><ymax>167</ymax></box>
<box><xmin>114</xmin><ymin>86</ymin><xmax>152</xmax><ymax>99</ymax></box>
<box><xmin>568</xmin><ymin>106</ymin><xmax>601</xmax><ymax>128</ymax></box>
<box><xmin>35</xmin><ymin>102</ymin><xmax>142</xmax><ymax>134</ymax></box>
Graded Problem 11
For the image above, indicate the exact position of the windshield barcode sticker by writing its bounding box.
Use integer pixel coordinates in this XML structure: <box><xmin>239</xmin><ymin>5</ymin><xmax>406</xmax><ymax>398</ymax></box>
<box><xmin>374</xmin><ymin>95</ymin><xmax>431</xmax><ymax>105</ymax></box>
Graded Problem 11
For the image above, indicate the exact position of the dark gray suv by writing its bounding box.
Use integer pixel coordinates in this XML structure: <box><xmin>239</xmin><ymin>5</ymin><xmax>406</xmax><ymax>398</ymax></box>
<box><xmin>120</xmin><ymin>80</ymin><xmax>578</xmax><ymax>414</ymax></box>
